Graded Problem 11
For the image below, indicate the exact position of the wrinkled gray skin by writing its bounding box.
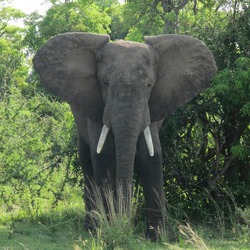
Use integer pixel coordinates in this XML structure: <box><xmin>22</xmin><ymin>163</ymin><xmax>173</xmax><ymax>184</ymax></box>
<box><xmin>33</xmin><ymin>32</ymin><xmax>216</xmax><ymax>240</ymax></box>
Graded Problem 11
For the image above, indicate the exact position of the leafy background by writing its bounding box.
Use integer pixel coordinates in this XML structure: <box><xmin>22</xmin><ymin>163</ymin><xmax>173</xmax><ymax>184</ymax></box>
<box><xmin>0</xmin><ymin>0</ymin><xmax>249</xmax><ymax>248</ymax></box>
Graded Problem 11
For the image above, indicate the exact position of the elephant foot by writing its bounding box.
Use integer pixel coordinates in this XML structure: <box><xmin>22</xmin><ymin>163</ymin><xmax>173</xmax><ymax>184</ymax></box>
<box><xmin>145</xmin><ymin>223</ymin><xmax>177</xmax><ymax>242</ymax></box>
<box><xmin>145</xmin><ymin>225</ymin><xmax>161</xmax><ymax>241</ymax></box>
<box><xmin>84</xmin><ymin>214</ymin><xmax>97</xmax><ymax>232</ymax></box>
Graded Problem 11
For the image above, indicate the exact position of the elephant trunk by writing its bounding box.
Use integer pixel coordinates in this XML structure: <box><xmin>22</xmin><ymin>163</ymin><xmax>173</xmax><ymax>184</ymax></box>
<box><xmin>97</xmin><ymin>118</ymin><xmax>140</xmax><ymax>210</ymax></box>
<box><xmin>111</xmin><ymin>89</ymin><xmax>150</xmax><ymax>204</ymax></box>
<box><xmin>97</xmin><ymin>85</ymin><xmax>153</xmax><ymax>208</ymax></box>
<box><xmin>112</xmin><ymin>116</ymin><xmax>141</xmax><ymax>206</ymax></box>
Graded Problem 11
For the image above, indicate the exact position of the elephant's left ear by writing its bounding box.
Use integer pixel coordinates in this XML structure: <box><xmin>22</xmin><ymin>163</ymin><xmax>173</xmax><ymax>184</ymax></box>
<box><xmin>145</xmin><ymin>34</ymin><xmax>217</xmax><ymax>121</ymax></box>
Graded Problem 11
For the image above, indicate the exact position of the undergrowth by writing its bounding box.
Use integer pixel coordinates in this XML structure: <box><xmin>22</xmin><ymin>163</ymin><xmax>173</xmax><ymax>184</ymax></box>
<box><xmin>1</xmin><ymin>184</ymin><xmax>250</xmax><ymax>250</ymax></box>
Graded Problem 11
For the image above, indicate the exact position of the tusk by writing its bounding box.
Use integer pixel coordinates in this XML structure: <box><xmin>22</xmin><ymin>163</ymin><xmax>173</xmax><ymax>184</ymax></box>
<box><xmin>144</xmin><ymin>126</ymin><xmax>154</xmax><ymax>157</ymax></box>
<box><xmin>97</xmin><ymin>124</ymin><xmax>109</xmax><ymax>154</ymax></box>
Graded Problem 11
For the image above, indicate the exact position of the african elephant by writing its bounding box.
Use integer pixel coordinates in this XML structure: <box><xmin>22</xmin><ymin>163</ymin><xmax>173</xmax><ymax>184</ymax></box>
<box><xmin>33</xmin><ymin>32</ymin><xmax>216</xmax><ymax>240</ymax></box>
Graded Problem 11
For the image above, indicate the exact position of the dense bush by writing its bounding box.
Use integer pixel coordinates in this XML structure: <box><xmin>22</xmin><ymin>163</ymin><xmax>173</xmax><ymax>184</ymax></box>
<box><xmin>0</xmin><ymin>0</ymin><xmax>249</xmax><ymax>229</ymax></box>
<box><xmin>0</xmin><ymin>86</ymin><xmax>79</xmax><ymax>215</ymax></box>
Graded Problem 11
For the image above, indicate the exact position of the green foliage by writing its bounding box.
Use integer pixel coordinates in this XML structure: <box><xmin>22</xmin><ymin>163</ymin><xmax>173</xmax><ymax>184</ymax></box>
<box><xmin>204</xmin><ymin>6</ymin><xmax>250</xmax><ymax>70</ymax></box>
<box><xmin>212</xmin><ymin>57</ymin><xmax>250</xmax><ymax>162</ymax></box>
<box><xmin>156</xmin><ymin>0</ymin><xmax>250</xmax><ymax>221</ymax></box>
<box><xmin>160</xmin><ymin>56</ymin><xmax>250</xmax><ymax>222</ymax></box>
<box><xmin>24</xmin><ymin>0</ymin><xmax>112</xmax><ymax>53</ymax></box>
<box><xmin>0</xmin><ymin>86</ymin><xmax>79</xmax><ymax>216</ymax></box>
<box><xmin>0</xmin><ymin>5</ymin><xmax>28</xmax><ymax>93</ymax></box>
<box><xmin>0</xmin><ymin>0</ymin><xmax>250</xmax><ymax>247</ymax></box>
<box><xmin>123</xmin><ymin>1</ymin><xmax>164</xmax><ymax>41</ymax></box>
<box><xmin>0</xmin><ymin>4</ymin><xmax>24</xmax><ymax>24</ymax></box>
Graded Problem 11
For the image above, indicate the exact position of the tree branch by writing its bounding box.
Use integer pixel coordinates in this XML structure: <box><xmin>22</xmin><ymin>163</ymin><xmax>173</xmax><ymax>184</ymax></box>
<box><xmin>193</xmin><ymin>0</ymin><xmax>197</xmax><ymax>15</ymax></box>
<box><xmin>176</xmin><ymin>0</ymin><xmax>190</xmax><ymax>12</ymax></box>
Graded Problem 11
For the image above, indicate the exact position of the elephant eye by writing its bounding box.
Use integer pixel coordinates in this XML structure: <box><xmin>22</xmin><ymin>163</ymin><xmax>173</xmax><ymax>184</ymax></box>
<box><xmin>103</xmin><ymin>81</ymin><xmax>109</xmax><ymax>87</ymax></box>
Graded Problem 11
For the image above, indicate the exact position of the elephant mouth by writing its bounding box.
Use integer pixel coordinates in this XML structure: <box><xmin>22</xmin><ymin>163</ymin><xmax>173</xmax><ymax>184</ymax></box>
<box><xmin>96</xmin><ymin>124</ymin><xmax>154</xmax><ymax>157</ymax></box>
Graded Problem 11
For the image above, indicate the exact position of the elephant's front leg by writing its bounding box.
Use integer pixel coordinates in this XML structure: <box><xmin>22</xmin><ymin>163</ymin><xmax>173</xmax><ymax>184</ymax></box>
<box><xmin>137</xmin><ymin>122</ymin><xmax>165</xmax><ymax>240</ymax></box>
<box><xmin>87</xmin><ymin>122</ymin><xmax>116</xmax><ymax>217</ymax></box>
<box><xmin>78</xmin><ymin>126</ymin><xmax>116</xmax><ymax>230</ymax></box>
<box><xmin>89</xmin><ymin>122</ymin><xmax>116</xmax><ymax>190</ymax></box>
<box><xmin>78</xmin><ymin>133</ymin><xmax>96</xmax><ymax>231</ymax></box>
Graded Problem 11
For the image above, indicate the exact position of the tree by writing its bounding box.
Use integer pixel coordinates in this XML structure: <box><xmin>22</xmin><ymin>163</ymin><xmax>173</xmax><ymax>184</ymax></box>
<box><xmin>0</xmin><ymin>3</ymin><xmax>28</xmax><ymax>94</ymax></box>
<box><xmin>24</xmin><ymin>0</ymin><xmax>112</xmax><ymax>54</ymax></box>
<box><xmin>1</xmin><ymin>0</ymin><xmax>249</xmax><ymax>221</ymax></box>
<box><xmin>160</xmin><ymin>3</ymin><xmax>250</xmax><ymax>214</ymax></box>
<box><xmin>0</xmin><ymin>0</ymin><xmax>78</xmax><ymax>211</ymax></box>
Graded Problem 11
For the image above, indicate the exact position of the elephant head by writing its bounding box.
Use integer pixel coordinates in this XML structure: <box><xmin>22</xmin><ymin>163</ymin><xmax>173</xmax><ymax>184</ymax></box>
<box><xmin>33</xmin><ymin>32</ymin><xmax>216</xmax><ymax>196</ymax></box>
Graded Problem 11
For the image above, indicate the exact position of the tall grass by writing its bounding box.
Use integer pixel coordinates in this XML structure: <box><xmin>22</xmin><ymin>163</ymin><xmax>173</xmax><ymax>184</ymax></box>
<box><xmin>77</xmin><ymin>184</ymin><xmax>140</xmax><ymax>249</ymax></box>
<box><xmin>178</xmin><ymin>223</ymin><xmax>209</xmax><ymax>250</ymax></box>
<box><xmin>1</xmin><ymin>179</ymin><xmax>250</xmax><ymax>249</ymax></box>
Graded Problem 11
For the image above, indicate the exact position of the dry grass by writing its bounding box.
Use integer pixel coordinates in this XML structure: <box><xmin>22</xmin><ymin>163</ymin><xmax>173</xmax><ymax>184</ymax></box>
<box><xmin>178</xmin><ymin>223</ymin><xmax>209</xmax><ymax>250</ymax></box>
<box><xmin>82</xmin><ymin>184</ymin><xmax>139</xmax><ymax>249</ymax></box>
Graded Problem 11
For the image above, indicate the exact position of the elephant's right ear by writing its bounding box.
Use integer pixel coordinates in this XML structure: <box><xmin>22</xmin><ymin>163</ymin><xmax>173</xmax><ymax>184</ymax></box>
<box><xmin>33</xmin><ymin>32</ymin><xmax>110</xmax><ymax>121</ymax></box>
